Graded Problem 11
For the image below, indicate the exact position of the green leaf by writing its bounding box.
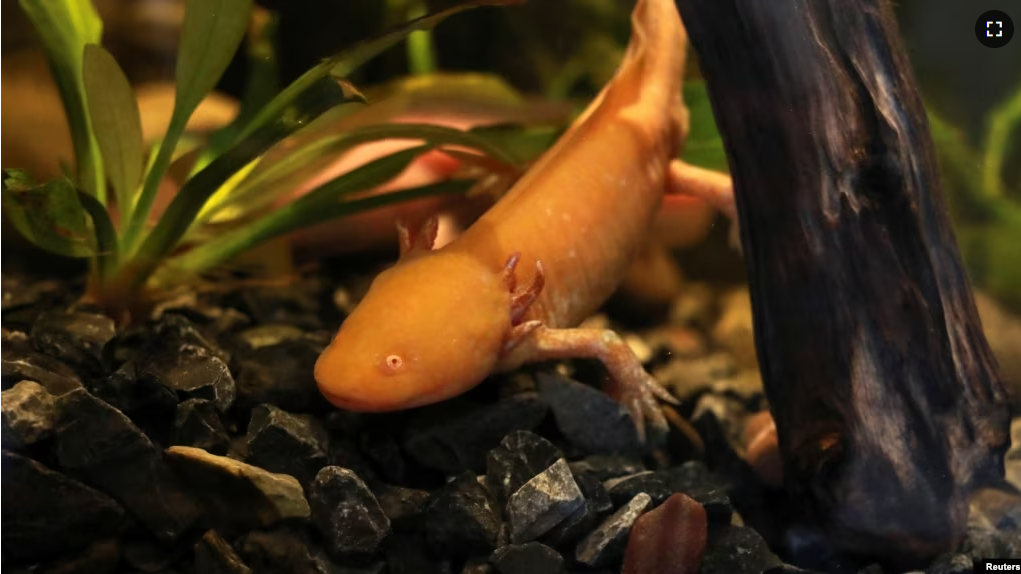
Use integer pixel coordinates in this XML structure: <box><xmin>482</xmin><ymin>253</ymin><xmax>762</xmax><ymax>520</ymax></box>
<box><xmin>19</xmin><ymin>0</ymin><xmax>105</xmax><ymax>200</ymax></box>
<box><xmin>77</xmin><ymin>189</ymin><xmax>120</xmax><ymax>279</ymax></box>
<box><xmin>241</xmin><ymin>0</ymin><xmax>522</xmax><ymax>141</ymax></box>
<box><xmin>202</xmin><ymin>122</ymin><xmax>520</xmax><ymax>225</ymax></box>
<box><xmin>122</xmin><ymin>74</ymin><xmax>358</xmax><ymax>293</ymax></box>
<box><xmin>2</xmin><ymin>171</ymin><xmax>95</xmax><ymax>257</ymax></box>
<box><xmin>122</xmin><ymin>0</ymin><xmax>254</xmax><ymax>254</ymax></box>
<box><xmin>83</xmin><ymin>44</ymin><xmax>143</xmax><ymax>223</ymax></box>
<box><xmin>682</xmin><ymin>80</ymin><xmax>728</xmax><ymax>173</ymax></box>
<box><xmin>982</xmin><ymin>79</ymin><xmax>1021</xmax><ymax>199</ymax></box>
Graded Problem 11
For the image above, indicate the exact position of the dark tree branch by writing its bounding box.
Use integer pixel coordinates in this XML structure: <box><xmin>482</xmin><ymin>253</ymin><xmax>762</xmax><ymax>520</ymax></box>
<box><xmin>673</xmin><ymin>0</ymin><xmax>1010</xmax><ymax>564</ymax></box>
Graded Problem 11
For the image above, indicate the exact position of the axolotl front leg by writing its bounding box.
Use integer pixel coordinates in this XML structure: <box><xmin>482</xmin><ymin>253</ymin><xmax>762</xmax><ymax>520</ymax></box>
<box><xmin>497</xmin><ymin>252</ymin><xmax>679</xmax><ymax>442</ymax></box>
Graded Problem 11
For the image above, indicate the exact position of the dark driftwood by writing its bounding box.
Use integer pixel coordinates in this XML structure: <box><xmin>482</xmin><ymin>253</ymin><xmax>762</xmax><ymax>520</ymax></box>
<box><xmin>674</xmin><ymin>0</ymin><xmax>1010</xmax><ymax>564</ymax></box>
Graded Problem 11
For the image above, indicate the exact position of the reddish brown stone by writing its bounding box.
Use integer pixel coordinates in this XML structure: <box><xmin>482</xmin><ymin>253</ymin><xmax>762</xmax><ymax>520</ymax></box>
<box><xmin>621</xmin><ymin>493</ymin><xmax>707</xmax><ymax>574</ymax></box>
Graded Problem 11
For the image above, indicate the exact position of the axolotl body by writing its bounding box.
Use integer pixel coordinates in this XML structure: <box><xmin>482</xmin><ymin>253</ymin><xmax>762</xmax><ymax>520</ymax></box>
<box><xmin>314</xmin><ymin>0</ymin><xmax>731</xmax><ymax>437</ymax></box>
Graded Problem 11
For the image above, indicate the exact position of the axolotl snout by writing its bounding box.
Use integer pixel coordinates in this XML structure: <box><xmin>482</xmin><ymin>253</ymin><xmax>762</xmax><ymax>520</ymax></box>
<box><xmin>315</xmin><ymin>0</ymin><xmax>732</xmax><ymax>438</ymax></box>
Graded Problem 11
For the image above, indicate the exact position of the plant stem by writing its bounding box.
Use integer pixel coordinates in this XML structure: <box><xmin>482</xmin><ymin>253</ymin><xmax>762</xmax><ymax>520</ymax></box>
<box><xmin>121</xmin><ymin>113</ymin><xmax>188</xmax><ymax>255</ymax></box>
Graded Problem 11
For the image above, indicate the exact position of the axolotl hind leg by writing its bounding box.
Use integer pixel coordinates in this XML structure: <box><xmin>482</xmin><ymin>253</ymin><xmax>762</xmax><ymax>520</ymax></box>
<box><xmin>499</xmin><ymin>253</ymin><xmax>679</xmax><ymax>443</ymax></box>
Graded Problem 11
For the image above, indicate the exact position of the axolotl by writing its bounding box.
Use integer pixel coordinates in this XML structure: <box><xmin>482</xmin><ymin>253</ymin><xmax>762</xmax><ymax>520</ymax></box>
<box><xmin>314</xmin><ymin>0</ymin><xmax>733</xmax><ymax>439</ymax></box>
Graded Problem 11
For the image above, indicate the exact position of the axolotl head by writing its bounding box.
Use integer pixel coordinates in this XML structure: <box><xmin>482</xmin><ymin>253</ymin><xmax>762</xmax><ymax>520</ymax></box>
<box><xmin>314</xmin><ymin>252</ymin><xmax>512</xmax><ymax>411</ymax></box>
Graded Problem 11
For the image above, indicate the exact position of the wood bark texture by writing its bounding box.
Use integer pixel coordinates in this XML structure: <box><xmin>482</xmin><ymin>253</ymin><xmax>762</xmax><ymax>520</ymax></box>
<box><xmin>673</xmin><ymin>0</ymin><xmax>1011</xmax><ymax>563</ymax></box>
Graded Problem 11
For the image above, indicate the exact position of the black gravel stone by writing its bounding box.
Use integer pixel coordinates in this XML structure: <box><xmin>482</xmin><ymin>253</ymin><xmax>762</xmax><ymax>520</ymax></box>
<box><xmin>536</xmin><ymin>373</ymin><xmax>642</xmax><ymax>455</ymax></box>
<box><xmin>2</xmin><ymin>334</ymin><xmax>83</xmax><ymax>395</ymax></box>
<box><xmin>1</xmin><ymin>380</ymin><xmax>58</xmax><ymax>449</ymax></box>
<box><xmin>30</xmin><ymin>311</ymin><xmax>116</xmax><ymax>376</ymax></box>
<box><xmin>574</xmin><ymin>492</ymin><xmax>651</xmax><ymax>569</ymax></box>
<box><xmin>568</xmin><ymin>455</ymin><xmax>645</xmax><ymax>482</ymax></box>
<box><xmin>373</xmin><ymin>484</ymin><xmax>431</xmax><ymax>531</ymax></box>
<box><xmin>52</xmin><ymin>388</ymin><xmax>201</xmax><ymax>541</ymax></box>
<box><xmin>238</xmin><ymin>284</ymin><xmax>326</xmax><ymax>331</ymax></box>
<box><xmin>174</xmin><ymin>398</ymin><xmax>231</xmax><ymax>455</ymax></box>
<box><xmin>232</xmin><ymin>338</ymin><xmax>331</xmax><ymax>413</ymax></box>
<box><xmin>238</xmin><ymin>526</ymin><xmax>357</xmax><ymax>574</ymax></box>
<box><xmin>506</xmin><ymin>458</ymin><xmax>585</xmax><ymax>543</ymax></box>
<box><xmin>490</xmin><ymin>542</ymin><xmax>563</xmax><ymax>574</ymax></box>
<box><xmin>426</xmin><ymin>471</ymin><xmax>502</xmax><ymax>557</ymax></box>
<box><xmin>116</xmin><ymin>313</ymin><xmax>229</xmax><ymax>365</ymax></box>
<box><xmin>138</xmin><ymin>344</ymin><xmax>236</xmax><ymax>412</ymax></box>
<box><xmin>541</xmin><ymin>472</ymin><xmax>613</xmax><ymax>548</ymax></box>
<box><xmin>310</xmin><ymin>466</ymin><xmax>391</xmax><ymax>559</ymax></box>
<box><xmin>29</xmin><ymin>538</ymin><xmax>121</xmax><ymax>574</ymax></box>
<box><xmin>486</xmin><ymin>430</ymin><xmax>563</xmax><ymax>506</ymax></box>
<box><xmin>382</xmin><ymin>533</ymin><xmax>437</xmax><ymax>574</ymax></box>
<box><xmin>195</xmin><ymin>529</ymin><xmax>253</xmax><ymax>574</ymax></box>
<box><xmin>246</xmin><ymin>404</ymin><xmax>329</xmax><ymax>488</ymax></box>
<box><xmin>166</xmin><ymin>446</ymin><xmax>310</xmax><ymax>535</ymax></box>
<box><xmin>701</xmin><ymin>525</ymin><xmax>783</xmax><ymax>574</ymax></box>
<box><xmin>87</xmin><ymin>362</ymin><xmax>179</xmax><ymax>446</ymax></box>
<box><xmin>404</xmin><ymin>393</ymin><xmax>549</xmax><ymax>474</ymax></box>
<box><xmin>926</xmin><ymin>553</ymin><xmax>972</xmax><ymax>574</ymax></box>
<box><xmin>605</xmin><ymin>461</ymin><xmax>732</xmax><ymax>524</ymax></box>
<box><xmin>1</xmin><ymin>450</ymin><xmax>126</xmax><ymax>565</ymax></box>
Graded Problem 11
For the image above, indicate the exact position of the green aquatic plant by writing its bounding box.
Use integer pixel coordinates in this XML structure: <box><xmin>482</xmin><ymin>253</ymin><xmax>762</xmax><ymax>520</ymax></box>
<box><xmin>929</xmin><ymin>80</ymin><xmax>1021</xmax><ymax>313</ymax></box>
<box><xmin>2</xmin><ymin>0</ymin><xmax>525</xmax><ymax>321</ymax></box>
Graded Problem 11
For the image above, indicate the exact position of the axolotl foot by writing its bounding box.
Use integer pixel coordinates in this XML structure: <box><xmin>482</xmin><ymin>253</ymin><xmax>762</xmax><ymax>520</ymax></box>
<box><xmin>500</xmin><ymin>253</ymin><xmax>679</xmax><ymax>443</ymax></box>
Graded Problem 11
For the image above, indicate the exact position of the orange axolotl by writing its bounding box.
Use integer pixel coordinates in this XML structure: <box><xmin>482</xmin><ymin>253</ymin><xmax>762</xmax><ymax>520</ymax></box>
<box><xmin>314</xmin><ymin>0</ymin><xmax>733</xmax><ymax>439</ymax></box>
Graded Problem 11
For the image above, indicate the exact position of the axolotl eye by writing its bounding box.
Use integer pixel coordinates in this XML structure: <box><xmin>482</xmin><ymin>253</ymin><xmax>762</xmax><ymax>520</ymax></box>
<box><xmin>380</xmin><ymin>354</ymin><xmax>404</xmax><ymax>374</ymax></box>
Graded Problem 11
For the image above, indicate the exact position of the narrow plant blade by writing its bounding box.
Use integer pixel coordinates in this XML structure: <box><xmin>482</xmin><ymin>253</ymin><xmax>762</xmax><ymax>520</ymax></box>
<box><xmin>77</xmin><ymin>189</ymin><xmax>120</xmax><ymax>279</ymax></box>
<box><xmin>19</xmin><ymin>0</ymin><xmax>105</xmax><ymax>200</ymax></box>
<box><xmin>123</xmin><ymin>75</ymin><xmax>357</xmax><ymax>291</ymax></box>
<box><xmin>982</xmin><ymin>79</ymin><xmax>1021</xmax><ymax>199</ymax></box>
<box><xmin>682</xmin><ymin>80</ymin><xmax>728</xmax><ymax>173</ymax></box>
<box><xmin>202</xmin><ymin>122</ymin><xmax>520</xmax><ymax>224</ymax></box>
<box><xmin>2</xmin><ymin>170</ymin><xmax>95</xmax><ymax>257</ymax></box>
<box><xmin>122</xmin><ymin>0</ymin><xmax>254</xmax><ymax>253</ymax></box>
<box><xmin>83</xmin><ymin>44</ymin><xmax>143</xmax><ymax>223</ymax></box>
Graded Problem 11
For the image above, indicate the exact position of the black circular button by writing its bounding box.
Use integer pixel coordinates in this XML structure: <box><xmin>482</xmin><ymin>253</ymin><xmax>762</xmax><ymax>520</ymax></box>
<box><xmin>976</xmin><ymin>10</ymin><xmax>1014</xmax><ymax>48</ymax></box>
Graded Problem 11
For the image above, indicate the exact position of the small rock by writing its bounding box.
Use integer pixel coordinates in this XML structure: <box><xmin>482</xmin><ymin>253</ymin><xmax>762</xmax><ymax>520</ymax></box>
<box><xmin>669</xmin><ymin>282</ymin><xmax>717</xmax><ymax>330</ymax></box>
<box><xmin>173</xmin><ymin>398</ymin><xmax>231</xmax><ymax>455</ymax></box>
<box><xmin>233</xmin><ymin>338</ymin><xmax>331</xmax><ymax>413</ymax></box>
<box><xmin>1</xmin><ymin>451</ymin><xmax>126</xmax><ymax>565</ymax></box>
<box><xmin>653</xmin><ymin>353</ymin><xmax>736</xmax><ymax>401</ymax></box>
<box><xmin>310</xmin><ymin>466</ymin><xmax>391</xmax><ymax>559</ymax></box>
<box><xmin>621</xmin><ymin>493</ymin><xmax>707</xmax><ymax>574</ymax></box>
<box><xmin>359</xmin><ymin>431</ymin><xmax>408</xmax><ymax>484</ymax></box>
<box><xmin>30</xmin><ymin>311</ymin><xmax>115</xmax><ymax>375</ymax></box>
<box><xmin>926</xmin><ymin>553</ymin><xmax>972</xmax><ymax>574</ymax></box>
<box><xmin>744</xmin><ymin>410</ymin><xmax>783</xmax><ymax>488</ymax></box>
<box><xmin>575</xmin><ymin>492</ymin><xmax>652</xmax><ymax>569</ymax></box>
<box><xmin>30</xmin><ymin>538</ymin><xmax>120</xmax><ymax>574</ymax></box>
<box><xmin>166</xmin><ymin>445</ymin><xmax>310</xmax><ymax>534</ymax></box>
<box><xmin>462</xmin><ymin>558</ymin><xmax>497</xmax><ymax>574</ymax></box>
<box><xmin>238</xmin><ymin>526</ymin><xmax>352</xmax><ymax>574</ymax></box>
<box><xmin>1</xmin><ymin>380</ymin><xmax>58</xmax><ymax>448</ymax></box>
<box><xmin>426</xmin><ymin>472</ymin><xmax>502</xmax><ymax>557</ymax></box>
<box><xmin>86</xmin><ymin>362</ymin><xmax>179</xmax><ymax>444</ymax></box>
<box><xmin>542</xmin><ymin>472</ymin><xmax>614</xmax><ymax>548</ymax></box>
<box><xmin>536</xmin><ymin>374</ymin><xmax>642</xmax><ymax>455</ymax></box>
<box><xmin>711</xmin><ymin>369</ymin><xmax>765</xmax><ymax>405</ymax></box>
<box><xmin>1</xmin><ymin>339</ymin><xmax>83</xmax><ymax>395</ymax></box>
<box><xmin>374</xmin><ymin>484</ymin><xmax>431</xmax><ymax>531</ymax></box>
<box><xmin>53</xmin><ymin>389</ymin><xmax>201</xmax><ymax>541</ymax></box>
<box><xmin>246</xmin><ymin>404</ymin><xmax>329</xmax><ymax>488</ymax></box>
<box><xmin>404</xmin><ymin>393</ymin><xmax>549</xmax><ymax>474</ymax></box>
<box><xmin>486</xmin><ymin>430</ymin><xmax>563</xmax><ymax>506</ymax></box>
<box><xmin>138</xmin><ymin>344</ymin><xmax>236</xmax><ymax>412</ymax></box>
<box><xmin>490</xmin><ymin>542</ymin><xmax>563</xmax><ymax>574</ymax></box>
<box><xmin>507</xmin><ymin>458</ymin><xmax>586</xmax><ymax>543</ymax></box>
<box><xmin>239</xmin><ymin>284</ymin><xmax>325</xmax><ymax>331</ymax></box>
<box><xmin>195</xmin><ymin>529</ymin><xmax>253</xmax><ymax>574</ymax></box>
<box><xmin>605</xmin><ymin>462</ymin><xmax>731</xmax><ymax>524</ymax></box>
<box><xmin>712</xmin><ymin>288</ymin><xmax>758</xmax><ymax>369</ymax></box>
<box><xmin>383</xmin><ymin>533</ymin><xmax>437</xmax><ymax>574</ymax></box>
<box><xmin>569</xmin><ymin>455</ymin><xmax>646</xmax><ymax>482</ymax></box>
<box><xmin>700</xmin><ymin>525</ymin><xmax>782</xmax><ymax>574</ymax></box>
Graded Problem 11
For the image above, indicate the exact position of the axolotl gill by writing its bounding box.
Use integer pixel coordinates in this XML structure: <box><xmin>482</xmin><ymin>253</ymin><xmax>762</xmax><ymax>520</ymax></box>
<box><xmin>314</xmin><ymin>0</ymin><xmax>732</xmax><ymax>439</ymax></box>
